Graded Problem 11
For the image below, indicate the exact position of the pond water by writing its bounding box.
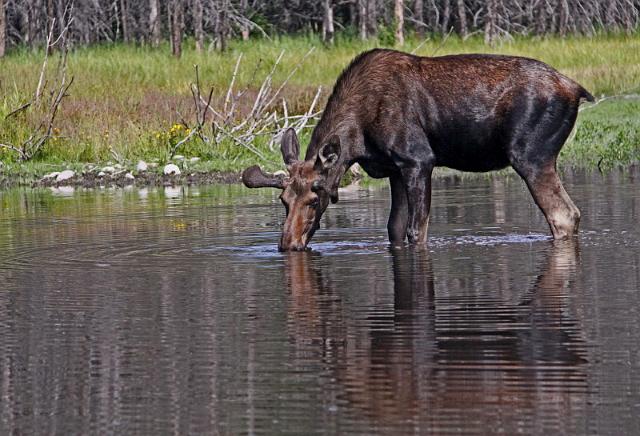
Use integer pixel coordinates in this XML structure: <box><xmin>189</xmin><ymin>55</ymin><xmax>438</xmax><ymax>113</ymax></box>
<box><xmin>0</xmin><ymin>169</ymin><xmax>639</xmax><ymax>435</ymax></box>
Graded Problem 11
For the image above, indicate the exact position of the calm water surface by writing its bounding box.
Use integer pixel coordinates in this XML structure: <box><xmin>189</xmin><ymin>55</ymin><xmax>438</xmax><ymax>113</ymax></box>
<box><xmin>0</xmin><ymin>170</ymin><xmax>639</xmax><ymax>435</ymax></box>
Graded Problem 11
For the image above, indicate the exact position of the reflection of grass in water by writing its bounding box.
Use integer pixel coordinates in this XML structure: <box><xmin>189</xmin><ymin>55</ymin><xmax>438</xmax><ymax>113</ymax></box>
<box><xmin>0</xmin><ymin>33</ymin><xmax>638</xmax><ymax>174</ymax></box>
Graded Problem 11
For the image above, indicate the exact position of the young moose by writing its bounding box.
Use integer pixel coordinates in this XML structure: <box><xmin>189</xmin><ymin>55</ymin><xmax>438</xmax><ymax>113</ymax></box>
<box><xmin>242</xmin><ymin>49</ymin><xmax>594</xmax><ymax>251</ymax></box>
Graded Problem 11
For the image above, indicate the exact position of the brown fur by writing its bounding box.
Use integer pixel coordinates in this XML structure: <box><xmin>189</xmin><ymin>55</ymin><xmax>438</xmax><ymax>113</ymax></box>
<box><xmin>243</xmin><ymin>49</ymin><xmax>594</xmax><ymax>250</ymax></box>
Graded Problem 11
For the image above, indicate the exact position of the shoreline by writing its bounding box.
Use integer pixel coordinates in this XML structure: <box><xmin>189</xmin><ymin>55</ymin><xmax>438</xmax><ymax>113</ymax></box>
<box><xmin>0</xmin><ymin>169</ymin><xmax>241</xmax><ymax>190</ymax></box>
<box><xmin>2</xmin><ymin>164</ymin><xmax>638</xmax><ymax>191</ymax></box>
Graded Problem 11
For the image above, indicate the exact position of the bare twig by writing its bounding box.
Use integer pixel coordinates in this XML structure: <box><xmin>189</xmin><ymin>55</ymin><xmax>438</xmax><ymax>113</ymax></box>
<box><xmin>5</xmin><ymin>102</ymin><xmax>31</xmax><ymax>119</ymax></box>
<box><xmin>182</xmin><ymin>51</ymin><xmax>321</xmax><ymax>164</ymax></box>
<box><xmin>1</xmin><ymin>8</ymin><xmax>74</xmax><ymax>162</ymax></box>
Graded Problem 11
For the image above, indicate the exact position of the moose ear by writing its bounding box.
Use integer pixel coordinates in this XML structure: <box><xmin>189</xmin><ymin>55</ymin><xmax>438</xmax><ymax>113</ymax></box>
<box><xmin>318</xmin><ymin>135</ymin><xmax>341</xmax><ymax>170</ymax></box>
<box><xmin>281</xmin><ymin>128</ymin><xmax>300</xmax><ymax>166</ymax></box>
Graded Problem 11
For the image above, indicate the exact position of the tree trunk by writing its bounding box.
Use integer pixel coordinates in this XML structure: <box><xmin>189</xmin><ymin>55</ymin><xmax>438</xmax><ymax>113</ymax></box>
<box><xmin>215</xmin><ymin>0</ymin><xmax>229</xmax><ymax>51</ymax></box>
<box><xmin>605</xmin><ymin>0</ymin><xmax>618</xmax><ymax>29</ymax></box>
<box><xmin>441</xmin><ymin>0</ymin><xmax>450</xmax><ymax>33</ymax></box>
<box><xmin>394</xmin><ymin>0</ymin><xmax>403</xmax><ymax>46</ymax></box>
<box><xmin>0</xmin><ymin>0</ymin><xmax>5</xmax><ymax>58</ymax></box>
<box><xmin>358</xmin><ymin>0</ymin><xmax>367</xmax><ymax>39</ymax></box>
<box><xmin>170</xmin><ymin>0</ymin><xmax>183</xmax><ymax>58</ymax></box>
<box><xmin>484</xmin><ymin>0</ymin><xmax>497</xmax><ymax>45</ymax></box>
<box><xmin>322</xmin><ymin>0</ymin><xmax>334</xmax><ymax>44</ymax></box>
<box><xmin>149</xmin><ymin>0</ymin><xmax>160</xmax><ymax>46</ymax></box>
<box><xmin>47</xmin><ymin>0</ymin><xmax>54</xmax><ymax>53</ymax></box>
<box><xmin>366</xmin><ymin>0</ymin><xmax>377</xmax><ymax>36</ymax></box>
<box><xmin>240</xmin><ymin>0</ymin><xmax>250</xmax><ymax>40</ymax></box>
<box><xmin>456</xmin><ymin>0</ymin><xmax>467</xmax><ymax>38</ymax></box>
<box><xmin>414</xmin><ymin>0</ymin><xmax>424</xmax><ymax>37</ymax></box>
<box><xmin>193</xmin><ymin>0</ymin><xmax>204</xmax><ymax>52</ymax></box>
<box><xmin>559</xmin><ymin>0</ymin><xmax>569</xmax><ymax>36</ymax></box>
<box><xmin>120</xmin><ymin>0</ymin><xmax>129</xmax><ymax>42</ymax></box>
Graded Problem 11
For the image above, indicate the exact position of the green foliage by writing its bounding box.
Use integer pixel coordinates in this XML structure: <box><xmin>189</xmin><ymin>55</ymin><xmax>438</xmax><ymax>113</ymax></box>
<box><xmin>377</xmin><ymin>23</ymin><xmax>397</xmax><ymax>47</ymax></box>
<box><xmin>0</xmin><ymin>33</ymin><xmax>639</xmax><ymax>179</ymax></box>
<box><xmin>561</xmin><ymin>98</ymin><xmax>640</xmax><ymax>169</ymax></box>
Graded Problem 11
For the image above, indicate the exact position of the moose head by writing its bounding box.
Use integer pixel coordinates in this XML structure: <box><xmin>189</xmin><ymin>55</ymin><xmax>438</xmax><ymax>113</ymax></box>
<box><xmin>242</xmin><ymin>128</ymin><xmax>341</xmax><ymax>251</ymax></box>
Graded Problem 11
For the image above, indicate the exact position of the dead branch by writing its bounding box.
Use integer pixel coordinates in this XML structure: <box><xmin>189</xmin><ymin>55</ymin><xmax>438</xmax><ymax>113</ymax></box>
<box><xmin>179</xmin><ymin>51</ymin><xmax>321</xmax><ymax>164</ymax></box>
<box><xmin>1</xmin><ymin>9</ymin><xmax>74</xmax><ymax>162</ymax></box>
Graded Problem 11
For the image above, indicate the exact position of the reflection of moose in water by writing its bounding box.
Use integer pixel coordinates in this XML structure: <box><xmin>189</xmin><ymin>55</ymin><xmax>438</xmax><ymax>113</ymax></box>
<box><xmin>282</xmin><ymin>243</ymin><xmax>588</xmax><ymax>431</ymax></box>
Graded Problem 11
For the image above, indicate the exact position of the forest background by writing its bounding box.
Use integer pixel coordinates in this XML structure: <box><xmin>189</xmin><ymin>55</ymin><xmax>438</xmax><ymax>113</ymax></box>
<box><xmin>0</xmin><ymin>0</ymin><xmax>639</xmax><ymax>184</ymax></box>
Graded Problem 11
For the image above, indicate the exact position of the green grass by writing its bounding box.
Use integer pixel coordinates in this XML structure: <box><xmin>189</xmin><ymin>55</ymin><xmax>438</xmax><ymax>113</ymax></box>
<box><xmin>561</xmin><ymin>97</ymin><xmax>640</xmax><ymax>169</ymax></box>
<box><xmin>1</xmin><ymin>32</ymin><xmax>639</xmax><ymax>180</ymax></box>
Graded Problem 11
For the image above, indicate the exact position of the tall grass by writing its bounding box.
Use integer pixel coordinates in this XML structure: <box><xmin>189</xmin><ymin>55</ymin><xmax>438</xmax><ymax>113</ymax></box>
<box><xmin>0</xmin><ymin>32</ymin><xmax>639</xmax><ymax>170</ymax></box>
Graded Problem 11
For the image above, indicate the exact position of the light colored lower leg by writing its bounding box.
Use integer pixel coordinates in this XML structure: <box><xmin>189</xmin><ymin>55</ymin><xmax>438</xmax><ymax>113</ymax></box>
<box><xmin>530</xmin><ymin>170</ymin><xmax>580</xmax><ymax>239</ymax></box>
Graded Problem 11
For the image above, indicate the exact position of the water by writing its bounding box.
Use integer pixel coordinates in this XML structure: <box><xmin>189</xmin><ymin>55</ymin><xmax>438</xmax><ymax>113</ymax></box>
<box><xmin>0</xmin><ymin>170</ymin><xmax>639</xmax><ymax>435</ymax></box>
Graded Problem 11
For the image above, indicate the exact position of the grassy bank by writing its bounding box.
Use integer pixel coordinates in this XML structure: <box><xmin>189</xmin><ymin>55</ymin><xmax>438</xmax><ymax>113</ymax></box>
<box><xmin>1</xmin><ymin>33</ymin><xmax>639</xmax><ymax>184</ymax></box>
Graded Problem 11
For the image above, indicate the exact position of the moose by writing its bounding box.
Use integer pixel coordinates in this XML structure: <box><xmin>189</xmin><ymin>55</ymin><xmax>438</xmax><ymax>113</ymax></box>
<box><xmin>242</xmin><ymin>49</ymin><xmax>594</xmax><ymax>251</ymax></box>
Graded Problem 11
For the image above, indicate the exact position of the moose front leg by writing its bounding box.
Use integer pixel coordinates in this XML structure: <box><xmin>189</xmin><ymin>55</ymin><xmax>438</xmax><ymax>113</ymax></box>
<box><xmin>400</xmin><ymin>162</ymin><xmax>434</xmax><ymax>245</ymax></box>
<box><xmin>388</xmin><ymin>174</ymin><xmax>409</xmax><ymax>246</ymax></box>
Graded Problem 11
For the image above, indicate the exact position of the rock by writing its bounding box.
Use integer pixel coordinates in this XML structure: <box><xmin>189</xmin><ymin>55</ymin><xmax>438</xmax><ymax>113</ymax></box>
<box><xmin>43</xmin><ymin>171</ymin><xmax>60</xmax><ymax>180</ymax></box>
<box><xmin>173</xmin><ymin>154</ymin><xmax>185</xmax><ymax>161</ymax></box>
<box><xmin>136</xmin><ymin>160</ymin><xmax>148</xmax><ymax>172</ymax></box>
<box><xmin>98</xmin><ymin>171</ymin><xmax>106</xmax><ymax>177</ymax></box>
<box><xmin>189</xmin><ymin>157</ymin><xmax>200</xmax><ymax>163</ymax></box>
<box><xmin>101</xmin><ymin>166</ymin><xmax>116</xmax><ymax>173</ymax></box>
<box><xmin>274</xmin><ymin>170</ymin><xmax>287</xmax><ymax>177</ymax></box>
<box><xmin>148</xmin><ymin>162</ymin><xmax>158</xmax><ymax>168</ymax></box>
<box><xmin>163</xmin><ymin>163</ymin><xmax>181</xmax><ymax>175</ymax></box>
<box><xmin>125</xmin><ymin>172</ymin><xmax>135</xmax><ymax>180</ymax></box>
<box><xmin>55</xmin><ymin>170</ymin><xmax>75</xmax><ymax>182</ymax></box>
<box><xmin>114</xmin><ymin>163</ymin><xmax>123</xmax><ymax>170</ymax></box>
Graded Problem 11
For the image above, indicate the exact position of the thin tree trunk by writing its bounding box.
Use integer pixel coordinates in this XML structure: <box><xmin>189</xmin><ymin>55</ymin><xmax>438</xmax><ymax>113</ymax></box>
<box><xmin>394</xmin><ymin>0</ymin><xmax>403</xmax><ymax>46</ymax></box>
<box><xmin>240</xmin><ymin>0</ymin><xmax>250</xmax><ymax>40</ymax></box>
<box><xmin>441</xmin><ymin>0</ymin><xmax>451</xmax><ymax>33</ymax></box>
<box><xmin>0</xmin><ymin>0</ymin><xmax>5</xmax><ymax>57</ymax></box>
<box><xmin>456</xmin><ymin>0</ymin><xmax>467</xmax><ymax>37</ymax></box>
<box><xmin>366</xmin><ymin>0</ymin><xmax>377</xmax><ymax>36</ymax></box>
<box><xmin>120</xmin><ymin>0</ymin><xmax>129</xmax><ymax>42</ymax></box>
<box><xmin>414</xmin><ymin>0</ymin><xmax>424</xmax><ymax>37</ymax></box>
<box><xmin>559</xmin><ymin>0</ymin><xmax>569</xmax><ymax>36</ymax></box>
<box><xmin>149</xmin><ymin>0</ymin><xmax>160</xmax><ymax>46</ymax></box>
<box><xmin>358</xmin><ymin>0</ymin><xmax>367</xmax><ymax>39</ymax></box>
<box><xmin>322</xmin><ymin>0</ymin><xmax>334</xmax><ymax>44</ymax></box>
<box><xmin>193</xmin><ymin>0</ymin><xmax>204</xmax><ymax>52</ymax></box>
<box><xmin>605</xmin><ymin>0</ymin><xmax>617</xmax><ymax>29</ymax></box>
<box><xmin>484</xmin><ymin>0</ymin><xmax>497</xmax><ymax>45</ymax></box>
<box><xmin>171</xmin><ymin>0</ymin><xmax>183</xmax><ymax>58</ymax></box>
<box><xmin>47</xmin><ymin>0</ymin><xmax>54</xmax><ymax>53</ymax></box>
<box><xmin>215</xmin><ymin>0</ymin><xmax>229</xmax><ymax>51</ymax></box>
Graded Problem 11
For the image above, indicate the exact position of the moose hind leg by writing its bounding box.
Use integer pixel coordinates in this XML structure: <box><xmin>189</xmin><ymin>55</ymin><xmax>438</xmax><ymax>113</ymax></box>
<box><xmin>517</xmin><ymin>163</ymin><xmax>580</xmax><ymax>239</ymax></box>
<box><xmin>388</xmin><ymin>174</ymin><xmax>409</xmax><ymax>246</ymax></box>
<box><xmin>508</xmin><ymin>96</ymin><xmax>581</xmax><ymax>240</ymax></box>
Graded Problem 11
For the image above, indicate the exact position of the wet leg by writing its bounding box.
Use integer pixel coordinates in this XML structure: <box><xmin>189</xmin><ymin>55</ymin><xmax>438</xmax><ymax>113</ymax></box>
<box><xmin>388</xmin><ymin>174</ymin><xmax>408</xmax><ymax>246</ymax></box>
<box><xmin>400</xmin><ymin>162</ymin><xmax>434</xmax><ymax>244</ymax></box>
<box><xmin>515</xmin><ymin>163</ymin><xmax>581</xmax><ymax>239</ymax></box>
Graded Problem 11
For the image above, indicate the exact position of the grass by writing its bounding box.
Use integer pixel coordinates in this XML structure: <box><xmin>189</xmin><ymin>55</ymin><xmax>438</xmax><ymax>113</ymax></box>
<box><xmin>0</xmin><ymin>32</ymin><xmax>639</xmax><ymax>181</ymax></box>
